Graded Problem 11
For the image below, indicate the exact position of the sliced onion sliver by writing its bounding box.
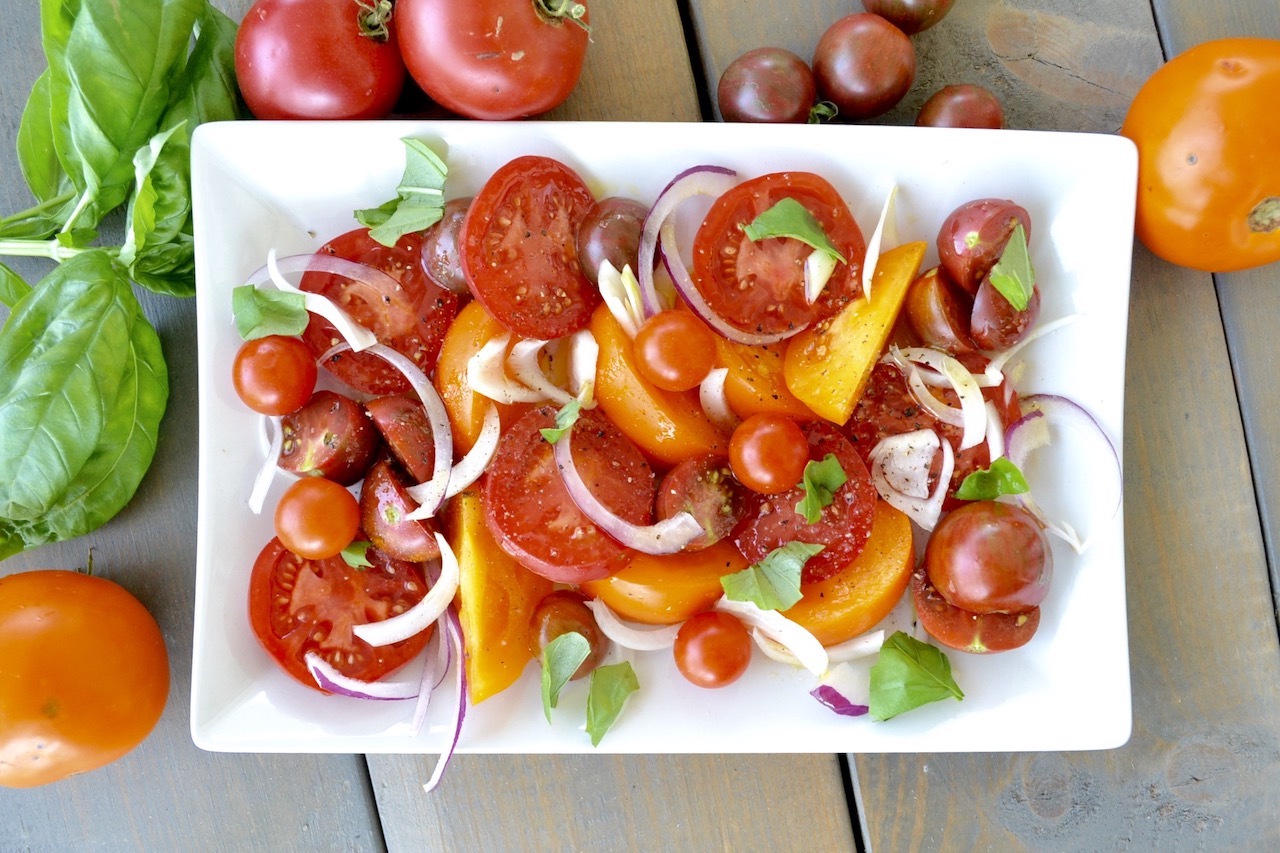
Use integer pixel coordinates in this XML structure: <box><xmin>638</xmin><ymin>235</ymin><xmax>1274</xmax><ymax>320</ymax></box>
<box><xmin>249</xmin><ymin>415</ymin><xmax>284</xmax><ymax>515</ymax></box>
<box><xmin>411</xmin><ymin>403</ymin><xmax>500</xmax><ymax>512</ymax></box>
<box><xmin>755</xmin><ymin>629</ymin><xmax>883</xmax><ymax>669</ymax></box>
<box><xmin>861</xmin><ymin>185</ymin><xmax>899</xmax><ymax>302</ymax></box>
<box><xmin>638</xmin><ymin>165</ymin><xmax>738</xmax><ymax>320</ymax></box>
<box><xmin>584</xmin><ymin>599</ymin><xmax>682</xmax><ymax>651</ymax></box>
<box><xmin>1005</xmin><ymin>394</ymin><xmax>1122</xmax><ymax>554</ymax></box>
<box><xmin>569</xmin><ymin>328</ymin><xmax>600</xmax><ymax>407</ymax></box>
<box><xmin>983</xmin><ymin>313</ymin><xmax>1084</xmax><ymax>387</ymax></box>
<box><xmin>698</xmin><ymin>367</ymin><xmax>740</xmax><ymax>431</ymax></box>
<box><xmin>804</xmin><ymin>249</ymin><xmax>838</xmax><ymax>305</ymax></box>
<box><xmin>467</xmin><ymin>333</ymin><xmax>547</xmax><ymax>404</ymax></box>
<box><xmin>423</xmin><ymin>607</ymin><xmax>467</xmax><ymax>794</ymax></box>
<box><xmin>255</xmin><ymin>250</ymin><xmax>379</xmax><ymax>351</ymax></box>
<box><xmin>598</xmin><ymin>261</ymin><xmax>646</xmax><ymax>339</ymax></box>
<box><xmin>869</xmin><ymin>430</ymin><xmax>954</xmax><ymax>532</ymax></box>
<box><xmin>509</xmin><ymin>338</ymin><xmax>575</xmax><ymax>407</ymax></box>
<box><xmin>354</xmin><ymin>533</ymin><xmax>460</xmax><ymax>647</ymax></box>
<box><xmin>888</xmin><ymin>346</ymin><xmax>987</xmax><ymax>450</ymax></box>
<box><xmin>810</xmin><ymin>661</ymin><xmax>870</xmax><ymax>717</ymax></box>
<box><xmin>714</xmin><ymin>597</ymin><xmax>828</xmax><ymax>676</ymax></box>
<box><xmin>305</xmin><ymin>652</ymin><xmax>419</xmax><ymax>700</ymax></box>
<box><xmin>553</xmin><ymin>424</ymin><xmax>704</xmax><ymax>555</ymax></box>
<box><xmin>410</xmin><ymin>610</ymin><xmax>454</xmax><ymax>735</ymax></box>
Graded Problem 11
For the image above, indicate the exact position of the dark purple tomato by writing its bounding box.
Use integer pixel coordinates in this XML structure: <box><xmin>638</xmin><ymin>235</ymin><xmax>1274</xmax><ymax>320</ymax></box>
<box><xmin>970</xmin><ymin>278</ymin><xmax>1040</xmax><ymax>350</ymax></box>
<box><xmin>916</xmin><ymin>84</ymin><xmax>1005</xmax><ymax>128</ymax></box>
<box><xmin>924</xmin><ymin>501</ymin><xmax>1052</xmax><ymax>615</ymax></box>
<box><xmin>655</xmin><ymin>455</ymin><xmax>745</xmax><ymax>551</ymax></box>
<box><xmin>717</xmin><ymin>47</ymin><xmax>818</xmax><ymax>123</ymax></box>
<box><xmin>812</xmin><ymin>13</ymin><xmax>916</xmax><ymax>120</ymax></box>
<box><xmin>576</xmin><ymin>196</ymin><xmax>649</xmax><ymax>285</ymax></box>
<box><xmin>936</xmin><ymin>198</ymin><xmax>1033</xmax><ymax>295</ymax></box>
<box><xmin>862</xmin><ymin>0</ymin><xmax>956</xmax><ymax>35</ymax></box>
<box><xmin>531</xmin><ymin>591</ymin><xmax>608</xmax><ymax>680</ymax></box>
<box><xmin>912</xmin><ymin>569</ymin><xmax>1040</xmax><ymax>654</ymax></box>
<box><xmin>903</xmin><ymin>266</ymin><xmax>977</xmax><ymax>354</ymax></box>
<box><xmin>279</xmin><ymin>390</ymin><xmax>380</xmax><ymax>486</ymax></box>
<box><xmin>364</xmin><ymin>395</ymin><xmax>436</xmax><ymax>484</ymax></box>
<box><xmin>358</xmin><ymin>457</ymin><xmax>442</xmax><ymax>562</ymax></box>
<box><xmin>420</xmin><ymin>197</ymin><xmax>472</xmax><ymax>295</ymax></box>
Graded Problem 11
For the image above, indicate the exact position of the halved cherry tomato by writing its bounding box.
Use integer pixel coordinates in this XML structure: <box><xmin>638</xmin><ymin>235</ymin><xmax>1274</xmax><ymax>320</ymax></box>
<box><xmin>903</xmin><ymin>266</ymin><xmax>976</xmax><ymax>354</ymax></box>
<box><xmin>581</xmin><ymin>538</ymin><xmax>747</xmax><ymax>625</ymax></box>
<box><xmin>633</xmin><ymin>309</ymin><xmax>718</xmax><ymax>392</ymax></box>
<box><xmin>300</xmin><ymin>228</ymin><xmax>459</xmax><ymax>395</ymax></box>
<box><xmin>911</xmin><ymin>568</ymin><xmax>1040</xmax><ymax>654</ymax></box>
<box><xmin>232</xmin><ymin>335</ymin><xmax>317</xmax><ymax>416</ymax></box>
<box><xmin>577</xmin><ymin>196</ymin><xmax>649</xmax><ymax>286</ymax></box>
<box><xmin>925</xmin><ymin>500</ymin><xmax>1052</xmax><ymax>614</ymax></box>
<box><xmin>530</xmin><ymin>590</ymin><xmax>608</xmax><ymax>681</ymax></box>
<box><xmin>460</xmin><ymin>155</ymin><xmax>599</xmax><ymax>340</ymax></box>
<box><xmin>484</xmin><ymin>407</ymin><xmax>654</xmax><ymax>583</ymax></box>
<box><xmin>279</xmin><ymin>390</ymin><xmax>381</xmax><ymax>486</ymax></box>
<box><xmin>274</xmin><ymin>477</ymin><xmax>360</xmax><ymax>560</ymax></box>
<box><xmin>359</xmin><ymin>458</ymin><xmax>441</xmax><ymax>562</ymax></box>
<box><xmin>936</xmin><ymin>199</ymin><xmax>1031</xmax><ymax>296</ymax></box>
<box><xmin>673</xmin><ymin>611</ymin><xmax>752</xmax><ymax>688</ymax></box>
<box><xmin>248</xmin><ymin>539</ymin><xmax>431</xmax><ymax>690</ymax></box>
<box><xmin>691</xmin><ymin>171</ymin><xmax>866</xmax><ymax>337</ymax></box>
<box><xmin>728</xmin><ymin>413</ymin><xmax>809</xmax><ymax>495</ymax></box>
<box><xmin>655</xmin><ymin>454</ymin><xmax>745</xmax><ymax>550</ymax></box>
<box><xmin>365</xmin><ymin>395</ymin><xmax>436</xmax><ymax>483</ymax></box>
<box><xmin>970</xmin><ymin>277</ymin><xmax>1041</xmax><ymax>350</ymax></box>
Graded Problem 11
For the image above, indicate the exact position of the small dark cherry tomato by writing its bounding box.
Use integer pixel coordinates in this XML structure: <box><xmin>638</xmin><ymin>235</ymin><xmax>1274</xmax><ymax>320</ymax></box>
<box><xmin>729</xmin><ymin>414</ymin><xmax>809</xmax><ymax>495</ymax></box>
<box><xmin>674</xmin><ymin>610</ymin><xmax>752</xmax><ymax>688</ymax></box>
<box><xmin>275</xmin><ymin>477</ymin><xmax>360</xmax><ymax>560</ymax></box>
<box><xmin>970</xmin><ymin>278</ymin><xmax>1041</xmax><ymax>350</ymax></box>
<box><xmin>925</xmin><ymin>501</ymin><xmax>1052</xmax><ymax>614</ymax></box>
<box><xmin>531</xmin><ymin>591</ymin><xmax>608</xmax><ymax>680</ymax></box>
<box><xmin>936</xmin><ymin>198</ymin><xmax>1032</xmax><ymax>295</ymax></box>
<box><xmin>903</xmin><ymin>266</ymin><xmax>977</xmax><ymax>354</ymax></box>
<box><xmin>911</xmin><ymin>568</ymin><xmax>1040</xmax><ymax>654</ymax></box>
<box><xmin>915</xmin><ymin>84</ymin><xmax>1004</xmax><ymax>129</ymax></box>
<box><xmin>232</xmin><ymin>335</ymin><xmax>317</xmax><ymax>416</ymax></box>
<box><xmin>577</xmin><ymin>197</ymin><xmax>649</xmax><ymax>285</ymax></box>
<box><xmin>717</xmin><ymin>47</ymin><xmax>818</xmax><ymax>123</ymax></box>
<box><xmin>419</xmin><ymin>197</ymin><xmax>472</xmax><ymax>295</ymax></box>
<box><xmin>633</xmin><ymin>310</ymin><xmax>718</xmax><ymax>392</ymax></box>
<box><xmin>862</xmin><ymin>0</ymin><xmax>956</xmax><ymax>35</ymax></box>
<box><xmin>812</xmin><ymin>13</ymin><xmax>915</xmax><ymax>120</ymax></box>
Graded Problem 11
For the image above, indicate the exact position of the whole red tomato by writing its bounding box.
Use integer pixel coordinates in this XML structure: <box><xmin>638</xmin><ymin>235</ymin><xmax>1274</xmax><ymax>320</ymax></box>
<box><xmin>235</xmin><ymin>0</ymin><xmax>406</xmax><ymax>120</ymax></box>
<box><xmin>1121</xmin><ymin>38</ymin><xmax>1280</xmax><ymax>273</ymax></box>
<box><xmin>395</xmin><ymin>0</ymin><xmax>590</xmax><ymax>120</ymax></box>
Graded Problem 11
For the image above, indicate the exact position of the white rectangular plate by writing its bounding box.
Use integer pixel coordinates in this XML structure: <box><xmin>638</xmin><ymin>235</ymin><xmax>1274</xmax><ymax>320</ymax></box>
<box><xmin>191</xmin><ymin>120</ymin><xmax>1134</xmax><ymax>754</ymax></box>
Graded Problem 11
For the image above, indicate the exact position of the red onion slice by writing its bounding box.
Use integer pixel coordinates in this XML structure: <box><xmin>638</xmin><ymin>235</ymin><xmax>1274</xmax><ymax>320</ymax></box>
<box><xmin>714</xmin><ymin>597</ymin><xmax>829</xmax><ymax>676</ymax></box>
<box><xmin>423</xmin><ymin>607</ymin><xmax>467</xmax><ymax>794</ymax></box>
<box><xmin>412</xmin><ymin>403</ymin><xmax>500</xmax><ymax>510</ymax></box>
<box><xmin>305</xmin><ymin>652</ymin><xmax>419</xmax><ymax>700</ymax></box>
<box><xmin>810</xmin><ymin>661</ymin><xmax>870</xmax><ymax>717</ymax></box>
<box><xmin>868</xmin><ymin>429</ymin><xmax>954</xmax><ymax>531</ymax></box>
<box><xmin>353</xmin><ymin>532</ymin><xmax>460</xmax><ymax>647</ymax></box>
<box><xmin>410</xmin><ymin>610</ymin><xmax>454</xmax><ymax>735</ymax></box>
<box><xmin>886</xmin><ymin>346</ymin><xmax>987</xmax><ymax>450</ymax></box>
<box><xmin>552</xmin><ymin>423</ymin><xmax>704</xmax><ymax>554</ymax></box>
<box><xmin>584</xmin><ymin>599</ymin><xmax>681</xmax><ymax>651</ymax></box>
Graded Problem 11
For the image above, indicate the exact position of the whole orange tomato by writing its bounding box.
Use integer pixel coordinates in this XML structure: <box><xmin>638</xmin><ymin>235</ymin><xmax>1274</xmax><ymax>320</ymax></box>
<box><xmin>1121</xmin><ymin>38</ymin><xmax>1280</xmax><ymax>273</ymax></box>
<box><xmin>0</xmin><ymin>570</ymin><xmax>169</xmax><ymax>788</ymax></box>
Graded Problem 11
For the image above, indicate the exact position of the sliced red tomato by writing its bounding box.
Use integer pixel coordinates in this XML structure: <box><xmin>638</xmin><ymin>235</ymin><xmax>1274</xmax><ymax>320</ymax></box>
<box><xmin>248</xmin><ymin>538</ymin><xmax>432</xmax><ymax>690</ymax></box>
<box><xmin>459</xmin><ymin>155</ymin><xmax>600</xmax><ymax>340</ymax></box>
<box><xmin>732</xmin><ymin>421</ymin><xmax>877</xmax><ymax>583</ymax></box>
<box><xmin>364</xmin><ymin>395</ymin><xmax>436</xmax><ymax>483</ymax></box>
<box><xmin>300</xmin><ymin>228</ymin><xmax>459</xmax><ymax>395</ymax></box>
<box><xmin>691</xmin><ymin>171</ymin><xmax>866</xmax><ymax>337</ymax></box>
<box><xmin>279</xmin><ymin>390</ymin><xmax>381</xmax><ymax>486</ymax></box>
<box><xmin>911</xmin><ymin>567</ymin><xmax>1040</xmax><ymax>654</ymax></box>
<box><xmin>654</xmin><ymin>454</ymin><xmax>745</xmax><ymax>551</ymax></box>
<box><xmin>359</xmin><ymin>457</ymin><xmax>442</xmax><ymax>562</ymax></box>
<box><xmin>483</xmin><ymin>407</ymin><xmax>655</xmax><ymax>584</ymax></box>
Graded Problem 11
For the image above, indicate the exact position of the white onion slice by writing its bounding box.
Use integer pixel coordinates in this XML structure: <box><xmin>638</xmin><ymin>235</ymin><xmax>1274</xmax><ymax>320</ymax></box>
<box><xmin>568</xmin><ymin>328</ymin><xmax>599</xmax><ymax>407</ymax></box>
<box><xmin>598</xmin><ymin>261</ymin><xmax>646</xmax><ymax>339</ymax></box>
<box><xmin>810</xmin><ymin>661</ymin><xmax>871</xmax><ymax>717</ymax></box>
<box><xmin>305</xmin><ymin>652</ymin><xmax>419</xmax><ymax>700</ymax></box>
<box><xmin>985</xmin><ymin>399</ymin><xmax>1006</xmax><ymax>462</ymax></box>
<box><xmin>467</xmin><ymin>333</ymin><xmax>547</xmax><ymax>404</ymax></box>
<box><xmin>509</xmin><ymin>338</ymin><xmax>575</xmax><ymax>407</ymax></box>
<box><xmin>408</xmin><ymin>618</ymin><xmax>452</xmax><ymax>735</ymax></box>
<box><xmin>353</xmin><ymin>533</ymin><xmax>461</xmax><ymax>647</ymax></box>
<box><xmin>698</xmin><ymin>367</ymin><xmax>740</xmax><ymax>431</ymax></box>
<box><xmin>982</xmin><ymin>313</ymin><xmax>1083</xmax><ymax>386</ymax></box>
<box><xmin>584</xmin><ymin>599</ymin><xmax>682</xmax><ymax>651</ymax></box>
<box><xmin>755</xmin><ymin>629</ymin><xmax>883</xmax><ymax>669</ymax></box>
<box><xmin>258</xmin><ymin>250</ymin><xmax>378</xmax><ymax>351</ymax></box>
<box><xmin>409</xmin><ymin>403</ymin><xmax>500</xmax><ymax>511</ymax></box>
<box><xmin>423</xmin><ymin>607</ymin><xmax>467</xmax><ymax>794</ymax></box>
<box><xmin>714</xmin><ymin>598</ymin><xmax>828</xmax><ymax>676</ymax></box>
<box><xmin>553</xmin><ymin>424</ymin><xmax>704</xmax><ymax>554</ymax></box>
<box><xmin>869</xmin><ymin>430</ymin><xmax>954</xmax><ymax>531</ymax></box>
<box><xmin>249</xmin><ymin>415</ymin><xmax>284</xmax><ymax>514</ymax></box>
<box><xmin>803</xmin><ymin>249</ymin><xmax>838</xmax><ymax>305</ymax></box>
<box><xmin>888</xmin><ymin>346</ymin><xmax>987</xmax><ymax>450</ymax></box>
<box><xmin>860</xmin><ymin>185</ymin><xmax>898</xmax><ymax>302</ymax></box>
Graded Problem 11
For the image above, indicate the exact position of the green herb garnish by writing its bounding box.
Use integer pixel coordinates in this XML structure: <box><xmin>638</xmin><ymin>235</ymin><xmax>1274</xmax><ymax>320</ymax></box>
<box><xmin>795</xmin><ymin>453</ymin><xmax>847</xmax><ymax>523</ymax></box>
<box><xmin>586</xmin><ymin>662</ymin><xmax>640</xmax><ymax>746</ymax></box>
<box><xmin>953</xmin><ymin>457</ymin><xmax>1030</xmax><ymax>501</ymax></box>
<box><xmin>720</xmin><ymin>541</ymin><xmax>823</xmax><ymax>612</ymax></box>
<box><xmin>743</xmin><ymin>197</ymin><xmax>847</xmax><ymax>264</ymax></box>
<box><xmin>355</xmin><ymin>138</ymin><xmax>448</xmax><ymax>247</ymax></box>
<box><xmin>869</xmin><ymin>631</ymin><xmax>964</xmax><ymax>721</ymax></box>
<box><xmin>988</xmin><ymin>222</ymin><xmax>1035</xmax><ymax>311</ymax></box>
<box><xmin>340</xmin><ymin>540</ymin><xmax>374</xmax><ymax>570</ymax></box>
<box><xmin>231</xmin><ymin>284</ymin><xmax>308</xmax><ymax>340</ymax></box>
<box><xmin>540</xmin><ymin>632</ymin><xmax>591</xmax><ymax>723</ymax></box>
<box><xmin>539</xmin><ymin>398</ymin><xmax>583</xmax><ymax>444</ymax></box>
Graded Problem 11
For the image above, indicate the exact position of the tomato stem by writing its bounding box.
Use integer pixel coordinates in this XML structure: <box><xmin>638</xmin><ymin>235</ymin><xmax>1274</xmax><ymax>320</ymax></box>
<box><xmin>355</xmin><ymin>0</ymin><xmax>394</xmax><ymax>42</ymax></box>
<box><xmin>533</xmin><ymin>0</ymin><xmax>590</xmax><ymax>32</ymax></box>
<box><xmin>1249</xmin><ymin>197</ymin><xmax>1280</xmax><ymax>234</ymax></box>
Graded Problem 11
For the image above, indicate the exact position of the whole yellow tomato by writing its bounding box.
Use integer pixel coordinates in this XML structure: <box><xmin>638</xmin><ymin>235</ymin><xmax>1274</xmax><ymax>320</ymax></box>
<box><xmin>1121</xmin><ymin>38</ymin><xmax>1280</xmax><ymax>273</ymax></box>
<box><xmin>0</xmin><ymin>570</ymin><xmax>169</xmax><ymax>788</ymax></box>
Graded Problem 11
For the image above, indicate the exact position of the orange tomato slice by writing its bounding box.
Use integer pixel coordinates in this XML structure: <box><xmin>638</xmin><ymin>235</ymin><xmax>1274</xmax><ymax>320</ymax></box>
<box><xmin>582</xmin><ymin>538</ymin><xmax>747</xmax><ymax>625</ymax></box>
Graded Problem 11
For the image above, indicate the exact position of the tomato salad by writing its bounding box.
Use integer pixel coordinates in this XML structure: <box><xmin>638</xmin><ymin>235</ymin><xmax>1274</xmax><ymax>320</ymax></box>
<box><xmin>228</xmin><ymin>141</ymin><xmax>1121</xmax><ymax>785</ymax></box>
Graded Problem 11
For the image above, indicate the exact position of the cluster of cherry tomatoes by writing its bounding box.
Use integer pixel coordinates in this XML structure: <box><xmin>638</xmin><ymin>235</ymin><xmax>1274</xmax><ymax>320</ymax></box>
<box><xmin>717</xmin><ymin>1</ymin><xmax>1003</xmax><ymax>129</ymax></box>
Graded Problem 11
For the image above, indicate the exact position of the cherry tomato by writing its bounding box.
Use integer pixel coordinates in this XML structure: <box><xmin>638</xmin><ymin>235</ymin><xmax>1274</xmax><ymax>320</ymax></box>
<box><xmin>300</xmin><ymin>228</ymin><xmax>459</xmax><ymax>395</ymax></box>
<box><xmin>915</xmin><ymin>84</ymin><xmax>1004</xmax><ymax>128</ymax></box>
<box><xmin>925</xmin><ymin>501</ymin><xmax>1052</xmax><ymax>614</ymax></box>
<box><xmin>912</xmin><ymin>568</ymin><xmax>1040</xmax><ymax>654</ymax></box>
<box><xmin>275</xmin><ymin>477</ymin><xmax>360</xmax><ymax>560</ymax></box>
<box><xmin>903</xmin><ymin>266</ymin><xmax>977</xmax><ymax>354</ymax></box>
<box><xmin>0</xmin><ymin>570</ymin><xmax>168</xmax><ymax>788</ymax></box>
<box><xmin>673</xmin><ymin>611</ymin><xmax>752</xmax><ymax>689</ymax></box>
<box><xmin>1120</xmin><ymin>38</ymin><xmax>1280</xmax><ymax>273</ymax></box>
<box><xmin>734</xmin><ymin>421</ymin><xmax>878</xmax><ymax>584</ymax></box>
<box><xmin>484</xmin><ymin>407</ymin><xmax>654</xmax><ymax>583</ymax></box>
<box><xmin>970</xmin><ymin>276</ymin><xmax>1040</xmax><ymax>350</ymax></box>
<box><xmin>936</xmin><ymin>198</ymin><xmax>1032</xmax><ymax>296</ymax></box>
<box><xmin>419</xmin><ymin>197</ymin><xmax>472</xmax><ymax>295</ymax></box>
<box><xmin>633</xmin><ymin>310</ymin><xmax>718</xmax><ymax>392</ymax></box>
<box><xmin>231</xmin><ymin>335</ymin><xmax>317</xmax><ymax>416</ymax></box>
<box><xmin>359</xmin><ymin>458</ymin><xmax>441</xmax><ymax>562</ymax></box>
<box><xmin>862</xmin><ymin>0</ymin><xmax>955</xmax><ymax>34</ymax></box>
<box><xmin>728</xmin><ymin>413</ymin><xmax>809</xmax><ymax>495</ymax></box>
<box><xmin>460</xmin><ymin>155</ymin><xmax>600</xmax><ymax>340</ymax></box>
<box><xmin>234</xmin><ymin>0</ymin><xmax>405</xmax><ymax>120</ymax></box>
<box><xmin>530</xmin><ymin>590</ymin><xmax>608</xmax><ymax>680</ymax></box>
<box><xmin>577</xmin><ymin>196</ymin><xmax>649</xmax><ymax>285</ymax></box>
<box><xmin>655</xmin><ymin>454</ymin><xmax>745</xmax><ymax>550</ymax></box>
<box><xmin>812</xmin><ymin>14</ymin><xmax>915</xmax><ymax>120</ymax></box>
<box><xmin>248</xmin><ymin>539</ymin><xmax>431</xmax><ymax>690</ymax></box>
<box><xmin>279</xmin><ymin>390</ymin><xmax>381</xmax><ymax>486</ymax></box>
<box><xmin>717</xmin><ymin>47</ymin><xmax>818</xmax><ymax>123</ymax></box>
<box><xmin>692</xmin><ymin>171</ymin><xmax>866</xmax><ymax>337</ymax></box>
<box><xmin>364</xmin><ymin>395</ymin><xmax>436</xmax><ymax>483</ymax></box>
<box><xmin>395</xmin><ymin>0</ymin><xmax>590</xmax><ymax>120</ymax></box>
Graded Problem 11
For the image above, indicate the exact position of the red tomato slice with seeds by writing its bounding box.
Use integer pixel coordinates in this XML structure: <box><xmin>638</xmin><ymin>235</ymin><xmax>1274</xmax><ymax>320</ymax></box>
<box><xmin>459</xmin><ymin>155</ymin><xmax>600</xmax><ymax>340</ymax></box>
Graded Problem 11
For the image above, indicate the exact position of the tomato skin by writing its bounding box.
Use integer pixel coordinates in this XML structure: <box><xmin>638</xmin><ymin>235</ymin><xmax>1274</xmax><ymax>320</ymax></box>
<box><xmin>718</xmin><ymin>47</ymin><xmax>818</xmax><ymax>123</ymax></box>
<box><xmin>232</xmin><ymin>335</ymin><xmax>317</xmax><ymax>416</ymax></box>
<box><xmin>0</xmin><ymin>570</ymin><xmax>168</xmax><ymax>788</ymax></box>
<box><xmin>364</xmin><ymin>395</ymin><xmax>437</xmax><ymax>483</ymax></box>
<box><xmin>634</xmin><ymin>310</ymin><xmax>718</xmax><ymax>392</ymax></box>
<box><xmin>903</xmin><ymin>266</ymin><xmax>977</xmax><ymax>354</ymax></box>
<box><xmin>912</xmin><ymin>568</ymin><xmax>1040</xmax><ymax>654</ymax></box>
<box><xmin>279</xmin><ymin>390</ymin><xmax>381</xmax><ymax>486</ymax></box>
<box><xmin>395</xmin><ymin>0</ymin><xmax>589</xmax><ymax>120</ymax></box>
<box><xmin>235</xmin><ymin>0</ymin><xmax>405</xmax><ymax>120</ymax></box>
<box><xmin>729</xmin><ymin>413</ymin><xmax>809</xmax><ymax>495</ymax></box>
<box><xmin>1121</xmin><ymin>38</ymin><xmax>1280</xmax><ymax>273</ymax></box>
<box><xmin>275</xmin><ymin>477</ymin><xmax>360</xmax><ymax>560</ymax></box>
<box><xmin>812</xmin><ymin>13</ymin><xmax>916</xmax><ymax>120</ymax></box>
<box><xmin>577</xmin><ymin>197</ymin><xmax>648</xmax><ymax>286</ymax></box>
<box><xmin>863</xmin><ymin>0</ymin><xmax>955</xmax><ymax>35</ymax></box>
<box><xmin>915</xmin><ymin>84</ymin><xmax>1004</xmax><ymax>129</ymax></box>
<box><xmin>925</xmin><ymin>501</ymin><xmax>1051</xmax><ymax>614</ymax></box>
<box><xmin>530</xmin><ymin>591</ymin><xmax>608</xmax><ymax>680</ymax></box>
<box><xmin>936</xmin><ymin>199</ymin><xmax>1032</xmax><ymax>296</ymax></box>
<box><xmin>359</xmin><ymin>458</ymin><xmax>442</xmax><ymax>562</ymax></box>
<box><xmin>673</xmin><ymin>611</ymin><xmax>752</xmax><ymax>689</ymax></box>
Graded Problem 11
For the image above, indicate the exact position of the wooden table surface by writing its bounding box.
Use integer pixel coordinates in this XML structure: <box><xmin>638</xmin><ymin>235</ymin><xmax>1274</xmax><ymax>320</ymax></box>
<box><xmin>3</xmin><ymin>0</ymin><xmax>1278</xmax><ymax>850</ymax></box>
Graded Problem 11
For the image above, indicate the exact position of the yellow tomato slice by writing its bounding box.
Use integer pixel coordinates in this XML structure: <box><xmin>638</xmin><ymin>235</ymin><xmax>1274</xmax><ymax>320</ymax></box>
<box><xmin>582</xmin><ymin>538</ymin><xmax>747</xmax><ymax>625</ymax></box>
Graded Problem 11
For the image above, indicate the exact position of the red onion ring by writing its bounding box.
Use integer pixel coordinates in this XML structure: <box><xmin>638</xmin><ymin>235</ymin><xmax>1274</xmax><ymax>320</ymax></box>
<box><xmin>305</xmin><ymin>652</ymin><xmax>419</xmax><ymax>700</ymax></box>
<box><xmin>423</xmin><ymin>607</ymin><xmax>467</xmax><ymax>794</ymax></box>
<box><xmin>810</xmin><ymin>661</ymin><xmax>870</xmax><ymax>717</ymax></box>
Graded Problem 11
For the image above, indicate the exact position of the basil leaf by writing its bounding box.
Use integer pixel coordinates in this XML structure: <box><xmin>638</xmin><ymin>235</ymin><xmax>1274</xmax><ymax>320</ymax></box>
<box><xmin>232</xmin><ymin>285</ymin><xmax>309</xmax><ymax>340</ymax></box>
<box><xmin>586</xmin><ymin>661</ymin><xmax>640</xmax><ymax>747</ymax></box>
<box><xmin>743</xmin><ymin>197</ymin><xmax>847</xmax><ymax>264</ymax></box>
<box><xmin>954</xmin><ymin>457</ymin><xmax>1029</xmax><ymax>501</ymax></box>
<box><xmin>129</xmin><ymin>233</ymin><xmax>197</xmax><ymax>298</ymax></box>
<box><xmin>341</xmin><ymin>541</ymin><xmax>374</xmax><ymax>569</ymax></box>
<box><xmin>356</xmin><ymin>139</ymin><xmax>448</xmax><ymax>247</ymax></box>
<box><xmin>541</xmin><ymin>631</ymin><xmax>591</xmax><ymax>723</ymax></box>
<box><xmin>988</xmin><ymin>223</ymin><xmax>1035</xmax><ymax>311</ymax></box>
<box><xmin>721</xmin><ymin>541</ymin><xmax>823</xmax><ymax>611</ymax></box>
<box><xmin>796</xmin><ymin>453</ymin><xmax>847</xmax><ymax>523</ymax></box>
<box><xmin>869</xmin><ymin>631</ymin><xmax>964</xmax><ymax>721</ymax></box>
<box><xmin>17</xmin><ymin>69</ymin><xmax>74</xmax><ymax>212</ymax></box>
<box><xmin>539</xmin><ymin>398</ymin><xmax>583</xmax><ymax>444</ymax></box>
<box><xmin>119</xmin><ymin>123</ymin><xmax>185</xmax><ymax>268</ymax></box>
<box><xmin>0</xmin><ymin>263</ymin><xmax>32</xmax><ymax>310</ymax></box>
